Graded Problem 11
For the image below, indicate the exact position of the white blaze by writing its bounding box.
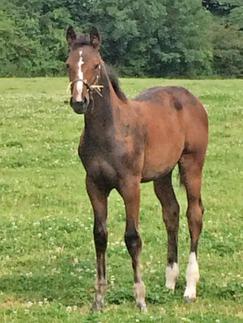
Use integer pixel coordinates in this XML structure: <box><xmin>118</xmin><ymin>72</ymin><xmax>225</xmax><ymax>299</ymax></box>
<box><xmin>76</xmin><ymin>50</ymin><xmax>84</xmax><ymax>101</ymax></box>
<box><xmin>184</xmin><ymin>252</ymin><xmax>200</xmax><ymax>300</ymax></box>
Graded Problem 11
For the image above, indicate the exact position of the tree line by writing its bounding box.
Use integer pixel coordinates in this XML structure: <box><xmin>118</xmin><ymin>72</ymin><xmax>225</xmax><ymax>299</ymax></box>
<box><xmin>0</xmin><ymin>0</ymin><xmax>242</xmax><ymax>77</ymax></box>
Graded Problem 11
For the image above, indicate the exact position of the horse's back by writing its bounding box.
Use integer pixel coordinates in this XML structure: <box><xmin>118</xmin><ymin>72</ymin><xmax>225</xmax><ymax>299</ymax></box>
<box><xmin>135</xmin><ymin>86</ymin><xmax>204</xmax><ymax>113</ymax></box>
<box><xmin>134</xmin><ymin>85</ymin><xmax>208</xmax><ymax>144</ymax></box>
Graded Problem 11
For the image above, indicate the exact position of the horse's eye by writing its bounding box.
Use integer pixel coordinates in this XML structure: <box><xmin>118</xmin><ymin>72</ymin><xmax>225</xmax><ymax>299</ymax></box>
<box><xmin>94</xmin><ymin>64</ymin><xmax>100</xmax><ymax>70</ymax></box>
<box><xmin>66</xmin><ymin>63</ymin><xmax>70</xmax><ymax>69</ymax></box>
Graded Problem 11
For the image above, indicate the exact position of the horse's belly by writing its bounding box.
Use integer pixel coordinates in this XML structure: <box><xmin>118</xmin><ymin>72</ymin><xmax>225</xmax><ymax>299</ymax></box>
<box><xmin>142</xmin><ymin>139</ymin><xmax>184</xmax><ymax>181</ymax></box>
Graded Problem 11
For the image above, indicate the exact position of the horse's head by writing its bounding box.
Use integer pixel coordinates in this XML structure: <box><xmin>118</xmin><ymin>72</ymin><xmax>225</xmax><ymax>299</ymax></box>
<box><xmin>66</xmin><ymin>26</ymin><xmax>102</xmax><ymax>114</ymax></box>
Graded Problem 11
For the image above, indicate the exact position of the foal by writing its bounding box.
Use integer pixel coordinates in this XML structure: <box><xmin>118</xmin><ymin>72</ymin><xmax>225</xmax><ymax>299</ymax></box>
<box><xmin>66</xmin><ymin>26</ymin><xmax>208</xmax><ymax>311</ymax></box>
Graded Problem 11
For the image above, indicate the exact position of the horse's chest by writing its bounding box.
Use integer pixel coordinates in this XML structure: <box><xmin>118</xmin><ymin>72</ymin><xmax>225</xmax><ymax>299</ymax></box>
<box><xmin>78</xmin><ymin>143</ymin><xmax>118</xmax><ymax>185</ymax></box>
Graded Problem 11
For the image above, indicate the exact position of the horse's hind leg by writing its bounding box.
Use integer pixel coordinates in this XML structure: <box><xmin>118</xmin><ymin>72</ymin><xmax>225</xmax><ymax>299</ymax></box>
<box><xmin>86</xmin><ymin>176</ymin><xmax>110</xmax><ymax>311</ymax></box>
<box><xmin>179</xmin><ymin>152</ymin><xmax>205</xmax><ymax>302</ymax></box>
<box><xmin>153</xmin><ymin>171</ymin><xmax>180</xmax><ymax>291</ymax></box>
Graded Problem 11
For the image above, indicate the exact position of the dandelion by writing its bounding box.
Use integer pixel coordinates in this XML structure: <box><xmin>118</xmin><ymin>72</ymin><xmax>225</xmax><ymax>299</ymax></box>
<box><xmin>55</xmin><ymin>246</ymin><xmax>64</xmax><ymax>254</ymax></box>
<box><xmin>26</xmin><ymin>301</ymin><xmax>33</xmax><ymax>308</ymax></box>
<box><xmin>73</xmin><ymin>257</ymin><xmax>79</xmax><ymax>265</ymax></box>
<box><xmin>33</xmin><ymin>221</ymin><xmax>40</xmax><ymax>226</ymax></box>
<box><xmin>181</xmin><ymin>318</ymin><xmax>191</xmax><ymax>322</ymax></box>
<box><xmin>66</xmin><ymin>306</ymin><xmax>72</xmax><ymax>312</ymax></box>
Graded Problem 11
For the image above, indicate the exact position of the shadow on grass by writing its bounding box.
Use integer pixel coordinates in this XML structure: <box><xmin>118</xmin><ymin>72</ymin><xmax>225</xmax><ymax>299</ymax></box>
<box><xmin>0</xmin><ymin>261</ymin><xmax>241</xmax><ymax>308</ymax></box>
<box><xmin>0</xmin><ymin>272</ymin><xmax>92</xmax><ymax>306</ymax></box>
<box><xmin>0</xmin><ymin>271</ymin><xmax>185</xmax><ymax>307</ymax></box>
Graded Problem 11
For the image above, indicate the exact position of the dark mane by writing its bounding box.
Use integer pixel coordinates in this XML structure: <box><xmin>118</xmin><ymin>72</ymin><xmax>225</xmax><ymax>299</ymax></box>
<box><xmin>105</xmin><ymin>65</ymin><xmax>127</xmax><ymax>102</ymax></box>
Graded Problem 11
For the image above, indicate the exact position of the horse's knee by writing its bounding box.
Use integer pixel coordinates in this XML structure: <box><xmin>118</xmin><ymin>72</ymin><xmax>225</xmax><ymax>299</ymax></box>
<box><xmin>93</xmin><ymin>225</ymin><xmax>107</xmax><ymax>252</ymax></box>
<box><xmin>124</xmin><ymin>229</ymin><xmax>142</xmax><ymax>255</ymax></box>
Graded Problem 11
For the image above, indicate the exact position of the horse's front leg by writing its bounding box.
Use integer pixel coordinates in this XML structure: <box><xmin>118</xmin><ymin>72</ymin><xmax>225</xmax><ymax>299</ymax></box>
<box><xmin>86</xmin><ymin>176</ymin><xmax>110</xmax><ymax>311</ymax></box>
<box><xmin>118</xmin><ymin>177</ymin><xmax>147</xmax><ymax>312</ymax></box>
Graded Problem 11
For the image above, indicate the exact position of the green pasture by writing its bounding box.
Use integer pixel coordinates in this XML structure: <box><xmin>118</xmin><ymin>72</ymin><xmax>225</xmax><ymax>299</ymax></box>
<box><xmin>0</xmin><ymin>78</ymin><xmax>243</xmax><ymax>322</ymax></box>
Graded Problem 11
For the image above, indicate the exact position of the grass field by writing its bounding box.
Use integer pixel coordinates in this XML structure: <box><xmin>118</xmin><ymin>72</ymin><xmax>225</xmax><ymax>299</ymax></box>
<box><xmin>0</xmin><ymin>77</ymin><xmax>243</xmax><ymax>322</ymax></box>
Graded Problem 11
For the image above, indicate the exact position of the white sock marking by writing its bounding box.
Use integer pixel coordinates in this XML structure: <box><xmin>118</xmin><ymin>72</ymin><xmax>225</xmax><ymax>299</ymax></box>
<box><xmin>184</xmin><ymin>252</ymin><xmax>200</xmax><ymax>300</ymax></box>
<box><xmin>165</xmin><ymin>262</ymin><xmax>179</xmax><ymax>291</ymax></box>
<box><xmin>134</xmin><ymin>281</ymin><xmax>147</xmax><ymax>311</ymax></box>
<box><xmin>76</xmin><ymin>50</ymin><xmax>84</xmax><ymax>101</ymax></box>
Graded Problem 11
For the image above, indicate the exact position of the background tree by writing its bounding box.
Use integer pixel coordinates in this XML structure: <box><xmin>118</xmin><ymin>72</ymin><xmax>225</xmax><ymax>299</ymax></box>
<box><xmin>0</xmin><ymin>0</ymin><xmax>242</xmax><ymax>77</ymax></box>
<box><xmin>160</xmin><ymin>0</ymin><xmax>212</xmax><ymax>77</ymax></box>
<box><xmin>203</xmin><ymin>0</ymin><xmax>243</xmax><ymax>77</ymax></box>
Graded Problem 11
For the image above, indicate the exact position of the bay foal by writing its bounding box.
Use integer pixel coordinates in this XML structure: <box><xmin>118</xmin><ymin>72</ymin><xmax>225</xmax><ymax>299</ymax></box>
<box><xmin>66</xmin><ymin>26</ymin><xmax>208</xmax><ymax>311</ymax></box>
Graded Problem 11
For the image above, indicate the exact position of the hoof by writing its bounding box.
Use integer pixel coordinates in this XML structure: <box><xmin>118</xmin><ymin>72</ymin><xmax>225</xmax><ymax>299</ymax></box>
<box><xmin>184</xmin><ymin>286</ymin><xmax>196</xmax><ymax>303</ymax></box>
<box><xmin>137</xmin><ymin>301</ymin><xmax>147</xmax><ymax>313</ymax></box>
<box><xmin>184</xmin><ymin>296</ymin><xmax>196</xmax><ymax>303</ymax></box>
<box><xmin>165</xmin><ymin>285</ymin><xmax>176</xmax><ymax>293</ymax></box>
<box><xmin>91</xmin><ymin>300</ymin><xmax>104</xmax><ymax>312</ymax></box>
<box><xmin>165</xmin><ymin>284</ymin><xmax>175</xmax><ymax>292</ymax></box>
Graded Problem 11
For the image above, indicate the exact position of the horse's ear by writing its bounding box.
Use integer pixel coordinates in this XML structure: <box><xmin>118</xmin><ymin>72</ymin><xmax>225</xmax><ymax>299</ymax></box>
<box><xmin>66</xmin><ymin>26</ymin><xmax>76</xmax><ymax>47</ymax></box>
<box><xmin>90</xmin><ymin>27</ymin><xmax>101</xmax><ymax>49</ymax></box>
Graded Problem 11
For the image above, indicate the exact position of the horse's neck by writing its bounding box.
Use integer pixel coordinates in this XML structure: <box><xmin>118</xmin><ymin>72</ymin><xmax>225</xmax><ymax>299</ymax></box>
<box><xmin>84</xmin><ymin>70</ymin><xmax>117</xmax><ymax>140</ymax></box>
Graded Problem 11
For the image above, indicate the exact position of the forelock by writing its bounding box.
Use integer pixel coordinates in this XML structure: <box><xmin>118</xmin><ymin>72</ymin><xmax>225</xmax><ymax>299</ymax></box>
<box><xmin>71</xmin><ymin>35</ymin><xmax>90</xmax><ymax>50</ymax></box>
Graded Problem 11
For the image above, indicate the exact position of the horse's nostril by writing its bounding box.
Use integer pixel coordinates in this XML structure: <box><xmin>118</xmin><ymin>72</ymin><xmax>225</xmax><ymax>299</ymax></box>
<box><xmin>71</xmin><ymin>97</ymin><xmax>86</xmax><ymax>104</ymax></box>
<box><xmin>70</xmin><ymin>97</ymin><xmax>89</xmax><ymax>114</ymax></box>
<box><xmin>82</xmin><ymin>97</ymin><xmax>88</xmax><ymax>105</ymax></box>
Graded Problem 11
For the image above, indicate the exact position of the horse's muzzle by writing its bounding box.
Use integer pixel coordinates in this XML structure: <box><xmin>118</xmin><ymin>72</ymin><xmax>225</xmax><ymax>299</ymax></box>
<box><xmin>70</xmin><ymin>98</ymin><xmax>89</xmax><ymax>114</ymax></box>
